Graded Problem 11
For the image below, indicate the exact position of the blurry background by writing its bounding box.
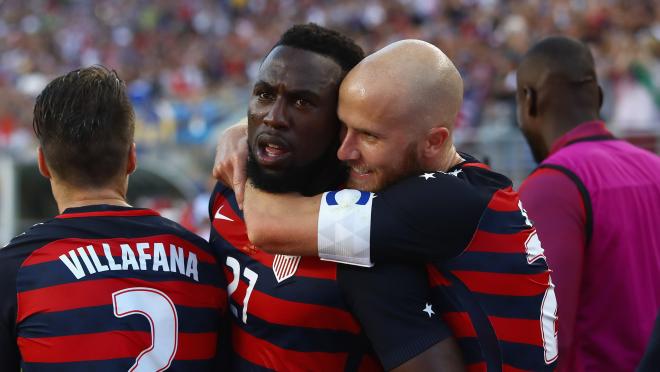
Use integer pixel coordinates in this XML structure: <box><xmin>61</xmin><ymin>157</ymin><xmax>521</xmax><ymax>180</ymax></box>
<box><xmin>1</xmin><ymin>0</ymin><xmax>659</xmax><ymax>244</ymax></box>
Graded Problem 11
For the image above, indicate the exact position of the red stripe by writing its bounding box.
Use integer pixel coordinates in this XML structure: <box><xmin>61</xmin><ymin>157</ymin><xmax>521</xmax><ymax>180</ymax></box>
<box><xmin>426</xmin><ymin>265</ymin><xmax>451</xmax><ymax>287</ymax></box>
<box><xmin>22</xmin><ymin>235</ymin><xmax>217</xmax><ymax>266</ymax></box>
<box><xmin>232</xmin><ymin>324</ymin><xmax>350</xmax><ymax>371</ymax></box>
<box><xmin>212</xmin><ymin>195</ymin><xmax>337</xmax><ymax>281</ymax></box>
<box><xmin>19</xmin><ymin>331</ymin><xmax>217</xmax><ymax>362</ymax></box>
<box><xmin>442</xmin><ymin>312</ymin><xmax>477</xmax><ymax>338</ymax></box>
<box><xmin>211</xmin><ymin>195</ymin><xmax>251</xmax><ymax>249</ymax></box>
<box><xmin>358</xmin><ymin>354</ymin><xmax>383</xmax><ymax>371</ymax></box>
<box><xmin>224</xmin><ymin>244</ymin><xmax>336</xmax><ymax>281</ymax></box>
<box><xmin>442</xmin><ymin>313</ymin><xmax>544</xmax><ymax>346</ymax></box>
<box><xmin>466</xmin><ymin>229</ymin><xmax>533</xmax><ymax>253</ymax></box>
<box><xmin>451</xmin><ymin>270</ymin><xmax>550</xmax><ymax>297</ymax></box>
<box><xmin>18</xmin><ymin>278</ymin><xmax>225</xmax><ymax>323</ymax></box>
<box><xmin>462</xmin><ymin>163</ymin><xmax>491</xmax><ymax>170</ymax></box>
<box><xmin>503</xmin><ymin>364</ymin><xmax>533</xmax><ymax>372</ymax></box>
<box><xmin>231</xmin><ymin>277</ymin><xmax>360</xmax><ymax>333</ymax></box>
<box><xmin>489</xmin><ymin>316</ymin><xmax>543</xmax><ymax>347</ymax></box>
<box><xmin>466</xmin><ymin>362</ymin><xmax>487</xmax><ymax>372</ymax></box>
<box><xmin>487</xmin><ymin>187</ymin><xmax>521</xmax><ymax>212</ymax></box>
<box><xmin>56</xmin><ymin>209</ymin><xmax>160</xmax><ymax>219</ymax></box>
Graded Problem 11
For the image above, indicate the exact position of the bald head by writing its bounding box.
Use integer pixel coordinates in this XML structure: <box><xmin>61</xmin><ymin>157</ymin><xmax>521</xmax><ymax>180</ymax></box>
<box><xmin>339</xmin><ymin>39</ymin><xmax>463</xmax><ymax>134</ymax></box>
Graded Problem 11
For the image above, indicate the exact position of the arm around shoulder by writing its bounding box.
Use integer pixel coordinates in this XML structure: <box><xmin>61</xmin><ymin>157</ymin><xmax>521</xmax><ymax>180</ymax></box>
<box><xmin>242</xmin><ymin>183</ymin><xmax>321</xmax><ymax>256</ymax></box>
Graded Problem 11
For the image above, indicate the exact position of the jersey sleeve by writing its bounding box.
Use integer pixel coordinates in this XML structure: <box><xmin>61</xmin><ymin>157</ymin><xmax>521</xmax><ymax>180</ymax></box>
<box><xmin>0</xmin><ymin>243</ymin><xmax>27</xmax><ymax>371</ymax></box>
<box><xmin>318</xmin><ymin>172</ymin><xmax>488</xmax><ymax>266</ymax></box>
<box><xmin>337</xmin><ymin>262</ymin><xmax>452</xmax><ymax>370</ymax></box>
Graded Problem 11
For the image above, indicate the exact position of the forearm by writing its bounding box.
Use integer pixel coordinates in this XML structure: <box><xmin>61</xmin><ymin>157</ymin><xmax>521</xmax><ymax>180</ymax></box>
<box><xmin>243</xmin><ymin>184</ymin><xmax>321</xmax><ymax>256</ymax></box>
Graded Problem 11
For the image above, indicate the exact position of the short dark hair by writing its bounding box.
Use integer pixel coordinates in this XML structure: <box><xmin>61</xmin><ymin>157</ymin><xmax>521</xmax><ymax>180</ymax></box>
<box><xmin>33</xmin><ymin>65</ymin><xmax>135</xmax><ymax>188</ymax></box>
<box><xmin>275</xmin><ymin>23</ymin><xmax>364</xmax><ymax>73</ymax></box>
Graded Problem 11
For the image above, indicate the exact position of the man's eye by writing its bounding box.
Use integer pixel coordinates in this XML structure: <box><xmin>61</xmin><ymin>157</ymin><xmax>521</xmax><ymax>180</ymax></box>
<box><xmin>294</xmin><ymin>98</ymin><xmax>310</xmax><ymax>108</ymax></box>
<box><xmin>257</xmin><ymin>92</ymin><xmax>273</xmax><ymax>100</ymax></box>
<box><xmin>363</xmin><ymin>133</ymin><xmax>378</xmax><ymax>141</ymax></box>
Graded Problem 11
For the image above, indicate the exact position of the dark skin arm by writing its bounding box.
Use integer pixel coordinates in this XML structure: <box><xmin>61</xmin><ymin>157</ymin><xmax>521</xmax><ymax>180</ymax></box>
<box><xmin>393</xmin><ymin>339</ymin><xmax>464</xmax><ymax>372</ymax></box>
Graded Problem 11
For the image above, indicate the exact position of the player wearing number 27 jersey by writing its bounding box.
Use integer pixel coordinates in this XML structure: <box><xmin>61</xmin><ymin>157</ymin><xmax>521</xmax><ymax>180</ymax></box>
<box><xmin>0</xmin><ymin>205</ymin><xmax>227</xmax><ymax>371</ymax></box>
<box><xmin>209</xmin><ymin>185</ymin><xmax>381</xmax><ymax>371</ymax></box>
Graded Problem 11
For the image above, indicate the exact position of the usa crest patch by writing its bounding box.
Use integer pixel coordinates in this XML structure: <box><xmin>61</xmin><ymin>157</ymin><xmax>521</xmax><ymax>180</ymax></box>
<box><xmin>272</xmin><ymin>254</ymin><xmax>301</xmax><ymax>283</ymax></box>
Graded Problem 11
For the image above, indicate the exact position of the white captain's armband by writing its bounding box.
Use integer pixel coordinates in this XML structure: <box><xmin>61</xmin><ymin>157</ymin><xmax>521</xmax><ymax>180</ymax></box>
<box><xmin>318</xmin><ymin>190</ymin><xmax>374</xmax><ymax>267</ymax></box>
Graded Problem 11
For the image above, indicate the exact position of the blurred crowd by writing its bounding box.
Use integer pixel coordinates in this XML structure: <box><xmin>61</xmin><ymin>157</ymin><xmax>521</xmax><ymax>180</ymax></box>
<box><xmin>0</xmin><ymin>0</ymin><xmax>659</xmax><ymax>236</ymax></box>
<box><xmin>1</xmin><ymin>0</ymin><xmax>659</xmax><ymax>156</ymax></box>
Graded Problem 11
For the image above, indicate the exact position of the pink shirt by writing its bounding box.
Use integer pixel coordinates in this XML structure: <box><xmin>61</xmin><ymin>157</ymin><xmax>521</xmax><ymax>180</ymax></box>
<box><xmin>519</xmin><ymin>121</ymin><xmax>660</xmax><ymax>372</ymax></box>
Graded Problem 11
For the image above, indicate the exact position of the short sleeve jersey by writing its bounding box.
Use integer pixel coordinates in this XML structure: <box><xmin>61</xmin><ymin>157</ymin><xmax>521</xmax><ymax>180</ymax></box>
<box><xmin>336</xmin><ymin>155</ymin><xmax>558</xmax><ymax>372</ymax></box>
<box><xmin>209</xmin><ymin>183</ymin><xmax>383</xmax><ymax>372</ymax></box>
<box><xmin>0</xmin><ymin>205</ymin><xmax>227</xmax><ymax>371</ymax></box>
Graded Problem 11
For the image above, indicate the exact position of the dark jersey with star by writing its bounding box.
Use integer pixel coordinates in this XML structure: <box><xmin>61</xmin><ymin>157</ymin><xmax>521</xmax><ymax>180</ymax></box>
<box><xmin>338</xmin><ymin>154</ymin><xmax>558</xmax><ymax>371</ymax></box>
<box><xmin>208</xmin><ymin>183</ymin><xmax>386</xmax><ymax>371</ymax></box>
<box><xmin>0</xmin><ymin>205</ymin><xmax>227</xmax><ymax>371</ymax></box>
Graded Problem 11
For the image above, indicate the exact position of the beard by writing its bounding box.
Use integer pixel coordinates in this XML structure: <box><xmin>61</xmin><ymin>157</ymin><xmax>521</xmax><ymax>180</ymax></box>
<box><xmin>347</xmin><ymin>141</ymin><xmax>423</xmax><ymax>192</ymax></box>
<box><xmin>246</xmin><ymin>135</ymin><xmax>348</xmax><ymax>196</ymax></box>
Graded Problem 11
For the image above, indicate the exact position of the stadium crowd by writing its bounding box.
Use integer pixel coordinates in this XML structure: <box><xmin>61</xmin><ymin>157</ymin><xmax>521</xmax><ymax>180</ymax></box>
<box><xmin>0</xmin><ymin>4</ymin><xmax>659</xmax><ymax>370</ymax></box>
<box><xmin>1</xmin><ymin>0</ymin><xmax>659</xmax><ymax>155</ymax></box>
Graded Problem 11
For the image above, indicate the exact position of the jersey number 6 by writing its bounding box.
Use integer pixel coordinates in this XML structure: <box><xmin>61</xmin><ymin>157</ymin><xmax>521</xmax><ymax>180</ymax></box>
<box><xmin>112</xmin><ymin>287</ymin><xmax>179</xmax><ymax>372</ymax></box>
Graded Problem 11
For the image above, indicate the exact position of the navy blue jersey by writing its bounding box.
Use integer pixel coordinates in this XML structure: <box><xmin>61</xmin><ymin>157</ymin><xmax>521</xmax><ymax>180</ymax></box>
<box><xmin>0</xmin><ymin>205</ymin><xmax>227</xmax><ymax>371</ymax></box>
<box><xmin>209</xmin><ymin>183</ymin><xmax>382</xmax><ymax>372</ymax></box>
<box><xmin>338</xmin><ymin>155</ymin><xmax>558</xmax><ymax>371</ymax></box>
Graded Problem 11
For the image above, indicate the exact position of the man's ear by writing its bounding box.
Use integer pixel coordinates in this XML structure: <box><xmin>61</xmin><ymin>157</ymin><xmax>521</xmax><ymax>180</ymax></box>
<box><xmin>423</xmin><ymin>126</ymin><xmax>450</xmax><ymax>159</ymax></box>
<box><xmin>525</xmin><ymin>87</ymin><xmax>538</xmax><ymax>117</ymax></box>
<box><xmin>126</xmin><ymin>143</ymin><xmax>137</xmax><ymax>175</ymax></box>
<box><xmin>37</xmin><ymin>147</ymin><xmax>51</xmax><ymax>179</ymax></box>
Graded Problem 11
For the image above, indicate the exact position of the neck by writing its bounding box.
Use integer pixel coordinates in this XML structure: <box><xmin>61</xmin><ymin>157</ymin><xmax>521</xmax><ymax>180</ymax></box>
<box><xmin>541</xmin><ymin>111</ymin><xmax>599</xmax><ymax>152</ymax></box>
<box><xmin>51</xmin><ymin>178</ymin><xmax>130</xmax><ymax>214</ymax></box>
<box><xmin>430</xmin><ymin>144</ymin><xmax>464</xmax><ymax>172</ymax></box>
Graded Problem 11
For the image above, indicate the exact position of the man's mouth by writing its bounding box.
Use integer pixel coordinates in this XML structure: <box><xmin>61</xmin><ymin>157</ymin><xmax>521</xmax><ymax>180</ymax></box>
<box><xmin>348</xmin><ymin>165</ymin><xmax>372</xmax><ymax>179</ymax></box>
<box><xmin>255</xmin><ymin>134</ymin><xmax>292</xmax><ymax>167</ymax></box>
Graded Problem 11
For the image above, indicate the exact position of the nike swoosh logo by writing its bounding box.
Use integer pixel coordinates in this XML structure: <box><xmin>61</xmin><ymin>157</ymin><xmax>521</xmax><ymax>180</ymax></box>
<box><xmin>214</xmin><ymin>205</ymin><xmax>234</xmax><ymax>222</ymax></box>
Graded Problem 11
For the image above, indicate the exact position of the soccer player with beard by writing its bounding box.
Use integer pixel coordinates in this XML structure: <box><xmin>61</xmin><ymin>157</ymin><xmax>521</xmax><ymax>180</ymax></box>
<box><xmin>208</xmin><ymin>24</ymin><xmax>382</xmax><ymax>371</ymax></box>
<box><xmin>209</xmin><ymin>25</ymin><xmax>466</xmax><ymax>372</ymax></box>
<box><xmin>231</xmin><ymin>40</ymin><xmax>558</xmax><ymax>371</ymax></box>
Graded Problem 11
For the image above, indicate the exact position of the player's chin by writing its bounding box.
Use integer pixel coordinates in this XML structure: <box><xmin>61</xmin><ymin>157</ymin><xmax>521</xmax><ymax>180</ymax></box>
<box><xmin>346</xmin><ymin>174</ymin><xmax>380</xmax><ymax>192</ymax></box>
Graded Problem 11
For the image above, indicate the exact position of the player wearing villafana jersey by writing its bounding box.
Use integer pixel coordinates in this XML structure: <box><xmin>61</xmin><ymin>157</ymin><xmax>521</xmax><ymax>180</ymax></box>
<box><xmin>0</xmin><ymin>66</ymin><xmax>227</xmax><ymax>371</ymax></box>
<box><xmin>0</xmin><ymin>206</ymin><xmax>227</xmax><ymax>371</ymax></box>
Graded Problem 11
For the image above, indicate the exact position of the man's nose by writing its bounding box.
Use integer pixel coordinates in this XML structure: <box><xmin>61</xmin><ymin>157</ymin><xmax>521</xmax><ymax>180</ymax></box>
<box><xmin>263</xmin><ymin>97</ymin><xmax>289</xmax><ymax>129</ymax></box>
<box><xmin>337</xmin><ymin>130</ymin><xmax>359</xmax><ymax>161</ymax></box>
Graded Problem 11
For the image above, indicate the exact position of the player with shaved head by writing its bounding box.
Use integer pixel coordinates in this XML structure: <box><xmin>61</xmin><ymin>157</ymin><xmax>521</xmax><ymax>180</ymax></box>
<box><xmin>217</xmin><ymin>39</ymin><xmax>558</xmax><ymax>370</ymax></box>
<box><xmin>516</xmin><ymin>36</ymin><xmax>660</xmax><ymax>372</ymax></box>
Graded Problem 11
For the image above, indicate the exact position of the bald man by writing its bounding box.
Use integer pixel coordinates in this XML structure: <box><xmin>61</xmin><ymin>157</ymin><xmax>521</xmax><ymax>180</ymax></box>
<box><xmin>517</xmin><ymin>36</ymin><xmax>660</xmax><ymax>372</ymax></box>
<box><xmin>215</xmin><ymin>39</ymin><xmax>558</xmax><ymax>371</ymax></box>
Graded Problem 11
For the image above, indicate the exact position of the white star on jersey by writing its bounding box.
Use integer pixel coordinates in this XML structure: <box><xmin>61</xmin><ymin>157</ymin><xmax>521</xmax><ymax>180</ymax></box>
<box><xmin>448</xmin><ymin>169</ymin><xmax>463</xmax><ymax>177</ymax></box>
<box><xmin>420</xmin><ymin>172</ymin><xmax>436</xmax><ymax>180</ymax></box>
<box><xmin>423</xmin><ymin>303</ymin><xmax>435</xmax><ymax>318</ymax></box>
<box><xmin>214</xmin><ymin>205</ymin><xmax>234</xmax><ymax>222</ymax></box>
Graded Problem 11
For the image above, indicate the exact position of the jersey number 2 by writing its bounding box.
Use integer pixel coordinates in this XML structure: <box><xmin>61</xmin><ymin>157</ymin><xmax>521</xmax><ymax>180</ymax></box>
<box><xmin>112</xmin><ymin>287</ymin><xmax>179</xmax><ymax>372</ymax></box>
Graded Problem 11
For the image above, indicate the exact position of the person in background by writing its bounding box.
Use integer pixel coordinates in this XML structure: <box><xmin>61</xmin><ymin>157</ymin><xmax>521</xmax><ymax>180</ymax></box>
<box><xmin>516</xmin><ymin>36</ymin><xmax>660</xmax><ymax>372</ymax></box>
